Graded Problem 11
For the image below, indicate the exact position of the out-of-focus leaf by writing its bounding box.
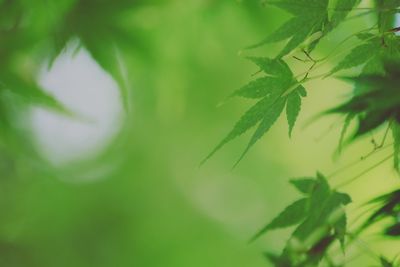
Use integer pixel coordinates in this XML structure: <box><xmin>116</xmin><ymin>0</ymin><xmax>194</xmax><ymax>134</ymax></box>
<box><xmin>375</xmin><ymin>0</ymin><xmax>400</xmax><ymax>33</ymax></box>
<box><xmin>385</xmin><ymin>223</ymin><xmax>400</xmax><ymax>236</ymax></box>
<box><xmin>380</xmin><ymin>256</ymin><xmax>394</xmax><ymax>267</ymax></box>
<box><xmin>327</xmin><ymin>60</ymin><xmax>400</xmax><ymax>144</ymax></box>
<box><xmin>338</xmin><ymin>113</ymin><xmax>355</xmax><ymax>153</ymax></box>
<box><xmin>329</xmin><ymin>0</ymin><xmax>362</xmax><ymax>30</ymax></box>
<box><xmin>360</xmin><ymin>190</ymin><xmax>400</xmax><ymax>234</ymax></box>
<box><xmin>290</xmin><ymin>178</ymin><xmax>316</xmax><ymax>195</ymax></box>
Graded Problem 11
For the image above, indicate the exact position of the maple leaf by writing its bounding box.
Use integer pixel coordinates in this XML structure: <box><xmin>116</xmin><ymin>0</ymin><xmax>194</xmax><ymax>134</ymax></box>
<box><xmin>203</xmin><ymin>58</ymin><xmax>306</xmax><ymax>164</ymax></box>
<box><xmin>328</xmin><ymin>60</ymin><xmax>400</xmax><ymax>140</ymax></box>
<box><xmin>258</xmin><ymin>174</ymin><xmax>351</xmax><ymax>266</ymax></box>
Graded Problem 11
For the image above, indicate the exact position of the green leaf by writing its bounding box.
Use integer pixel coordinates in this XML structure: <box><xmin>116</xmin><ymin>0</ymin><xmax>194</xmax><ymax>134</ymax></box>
<box><xmin>232</xmin><ymin>58</ymin><xmax>296</xmax><ymax>99</ymax></box>
<box><xmin>338</xmin><ymin>113</ymin><xmax>355</xmax><ymax>153</ymax></box>
<box><xmin>264</xmin><ymin>252</ymin><xmax>291</xmax><ymax>267</ymax></box>
<box><xmin>259</xmin><ymin>174</ymin><xmax>351</xmax><ymax>266</ymax></box>
<box><xmin>329</xmin><ymin>40</ymin><xmax>380</xmax><ymax>75</ymax></box>
<box><xmin>385</xmin><ymin>223</ymin><xmax>400</xmax><ymax>236</ymax></box>
<box><xmin>283</xmin><ymin>175</ymin><xmax>351</xmax><ymax>265</ymax></box>
<box><xmin>329</xmin><ymin>0</ymin><xmax>361</xmax><ymax>29</ymax></box>
<box><xmin>204</xmin><ymin>58</ymin><xmax>302</xmax><ymax>164</ymax></box>
<box><xmin>271</xmin><ymin>0</ymin><xmax>328</xmax><ymax>15</ymax></box>
<box><xmin>251</xmin><ymin>198</ymin><xmax>309</xmax><ymax>241</ymax></box>
<box><xmin>375</xmin><ymin>0</ymin><xmax>400</xmax><ymax>33</ymax></box>
<box><xmin>203</xmin><ymin>89</ymin><xmax>285</xmax><ymax>163</ymax></box>
<box><xmin>247</xmin><ymin>57</ymin><xmax>292</xmax><ymax>77</ymax></box>
<box><xmin>361</xmin><ymin>190</ymin><xmax>400</xmax><ymax>232</ymax></box>
<box><xmin>232</xmin><ymin>77</ymin><xmax>289</xmax><ymax>99</ymax></box>
<box><xmin>235</xmin><ymin>98</ymin><xmax>286</xmax><ymax>164</ymax></box>
<box><xmin>334</xmin><ymin>212</ymin><xmax>347</xmax><ymax>252</ymax></box>
<box><xmin>354</xmin><ymin>110</ymin><xmax>391</xmax><ymax>138</ymax></box>
<box><xmin>248</xmin><ymin>0</ymin><xmax>329</xmax><ymax>57</ymax></box>
<box><xmin>356</xmin><ymin>32</ymin><xmax>376</xmax><ymax>40</ymax></box>
<box><xmin>286</xmin><ymin>87</ymin><xmax>303</xmax><ymax>137</ymax></box>
<box><xmin>81</xmin><ymin>37</ymin><xmax>130</xmax><ymax>111</ymax></box>
<box><xmin>362</xmin><ymin>55</ymin><xmax>386</xmax><ymax>75</ymax></box>
<box><xmin>290</xmin><ymin>178</ymin><xmax>317</xmax><ymax>194</ymax></box>
<box><xmin>0</xmin><ymin>71</ymin><xmax>70</xmax><ymax>115</ymax></box>
<box><xmin>327</xmin><ymin>60</ymin><xmax>400</xmax><ymax>141</ymax></box>
<box><xmin>380</xmin><ymin>256</ymin><xmax>394</xmax><ymax>267</ymax></box>
<box><xmin>337</xmin><ymin>192</ymin><xmax>352</xmax><ymax>205</ymax></box>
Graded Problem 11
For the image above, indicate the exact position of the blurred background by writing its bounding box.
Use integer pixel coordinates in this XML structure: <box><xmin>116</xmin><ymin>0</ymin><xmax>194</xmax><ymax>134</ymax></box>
<box><xmin>0</xmin><ymin>0</ymin><xmax>399</xmax><ymax>266</ymax></box>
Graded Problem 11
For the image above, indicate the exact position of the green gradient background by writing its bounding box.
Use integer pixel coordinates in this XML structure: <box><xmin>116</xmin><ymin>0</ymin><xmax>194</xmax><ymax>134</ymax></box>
<box><xmin>0</xmin><ymin>0</ymin><xmax>398</xmax><ymax>266</ymax></box>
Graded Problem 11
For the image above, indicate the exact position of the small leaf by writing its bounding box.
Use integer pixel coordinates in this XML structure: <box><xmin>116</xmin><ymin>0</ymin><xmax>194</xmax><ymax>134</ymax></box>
<box><xmin>205</xmin><ymin>51</ymin><xmax>313</xmax><ymax>164</ymax></box>
<box><xmin>354</xmin><ymin>110</ymin><xmax>391</xmax><ymax>138</ymax></box>
<box><xmin>247</xmin><ymin>57</ymin><xmax>292</xmax><ymax>78</ymax></box>
<box><xmin>330</xmin><ymin>41</ymin><xmax>380</xmax><ymax>75</ymax></box>
<box><xmin>385</xmin><ymin>223</ymin><xmax>400</xmax><ymax>236</ymax></box>
<box><xmin>264</xmin><ymin>252</ymin><xmax>291</xmax><ymax>267</ymax></box>
<box><xmin>270</xmin><ymin>175</ymin><xmax>351</xmax><ymax>266</ymax></box>
<box><xmin>0</xmin><ymin>72</ymin><xmax>70</xmax><ymax>115</ymax></box>
<box><xmin>356</xmin><ymin>32</ymin><xmax>376</xmax><ymax>41</ymax></box>
<box><xmin>251</xmin><ymin>198</ymin><xmax>309</xmax><ymax>241</ymax></box>
<box><xmin>334</xmin><ymin>213</ymin><xmax>347</xmax><ymax>252</ymax></box>
<box><xmin>248</xmin><ymin>13</ymin><xmax>326</xmax><ymax>57</ymax></box>
<box><xmin>203</xmin><ymin>91</ymin><xmax>284</xmax><ymax>164</ymax></box>
<box><xmin>376</xmin><ymin>0</ymin><xmax>400</xmax><ymax>33</ymax></box>
<box><xmin>337</xmin><ymin>192</ymin><xmax>352</xmax><ymax>205</ymax></box>
<box><xmin>286</xmin><ymin>88</ymin><xmax>302</xmax><ymax>137</ymax></box>
<box><xmin>380</xmin><ymin>256</ymin><xmax>394</xmax><ymax>267</ymax></box>
<box><xmin>361</xmin><ymin>190</ymin><xmax>400</xmax><ymax>232</ymax></box>
<box><xmin>232</xmin><ymin>77</ymin><xmax>288</xmax><ymax>99</ymax></box>
<box><xmin>290</xmin><ymin>178</ymin><xmax>316</xmax><ymax>194</ymax></box>
<box><xmin>329</xmin><ymin>0</ymin><xmax>361</xmax><ymax>29</ymax></box>
<box><xmin>235</xmin><ymin>98</ymin><xmax>286</xmax><ymax>165</ymax></box>
<box><xmin>362</xmin><ymin>55</ymin><xmax>386</xmax><ymax>75</ymax></box>
<box><xmin>338</xmin><ymin>113</ymin><xmax>355</xmax><ymax>153</ymax></box>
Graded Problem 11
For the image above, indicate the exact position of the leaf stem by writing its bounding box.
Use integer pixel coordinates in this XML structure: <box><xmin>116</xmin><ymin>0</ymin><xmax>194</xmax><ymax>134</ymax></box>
<box><xmin>335</xmin><ymin>153</ymin><xmax>393</xmax><ymax>189</ymax></box>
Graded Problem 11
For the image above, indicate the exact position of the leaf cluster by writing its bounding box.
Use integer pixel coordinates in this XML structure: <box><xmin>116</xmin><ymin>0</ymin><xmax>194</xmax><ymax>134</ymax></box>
<box><xmin>207</xmin><ymin>0</ymin><xmax>400</xmax><ymax>265</ymax></box>
<box><xmin>253</xmin><ymin>174</ymin><xmax>351</xmax><ymax>267</ymax></box>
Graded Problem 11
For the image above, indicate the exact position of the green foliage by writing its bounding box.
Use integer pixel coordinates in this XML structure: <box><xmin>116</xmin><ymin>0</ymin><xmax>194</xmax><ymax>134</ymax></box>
<box><xmin>251</xmin><ymin>198</ymin><xmax>309</xmax><ymax>241</ymax></box>
<box><xmin>203</xmin><ymin>58</ymin><xmax>306</xmax><ymax>164</ymax></box>
<box><xmin>207</xmin><ymin>0</ymin><xmax>400</xmax><ymax>265</ymax></box>
<box><xmin>329</xmin><ymin>0</ymin><xmax>361</xmax><ymax>30</ymax></box>
<box><xmin>328</xmin><ymin>61</ymin><xmax>400</xmax><ymax>141</ymax></box>
<box><xmin>207</xmin><ymin>1</ymin><xmax>400</xmax><ymax>164</ymax></box>
<box><xmin>249</xmin><ymin>0</ymin><xmax>329</xmax><ymax>56</ymax></box>
<box><xmin>249</xmin><ymin>0</ymin><xmax>362</xmax><ymax>56</ymax></box>
<box><xmin>328</xmin><ymin>39</ymin><xmax>381</xmax><ymax>75</ymax></box>
<box><xmin>254</xmin><ymin>174</ymin><xmax>351</xmax><ymax>266</ymax></box>
<box><xmin>3</xmin><ymin>0</ymin><xmax>400</xmax><ymax>266</ymax></box>
<box><xmin>380</xmin><ymin>257</ymin><xmax>395</xmax><ymax>267</ymax></box>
